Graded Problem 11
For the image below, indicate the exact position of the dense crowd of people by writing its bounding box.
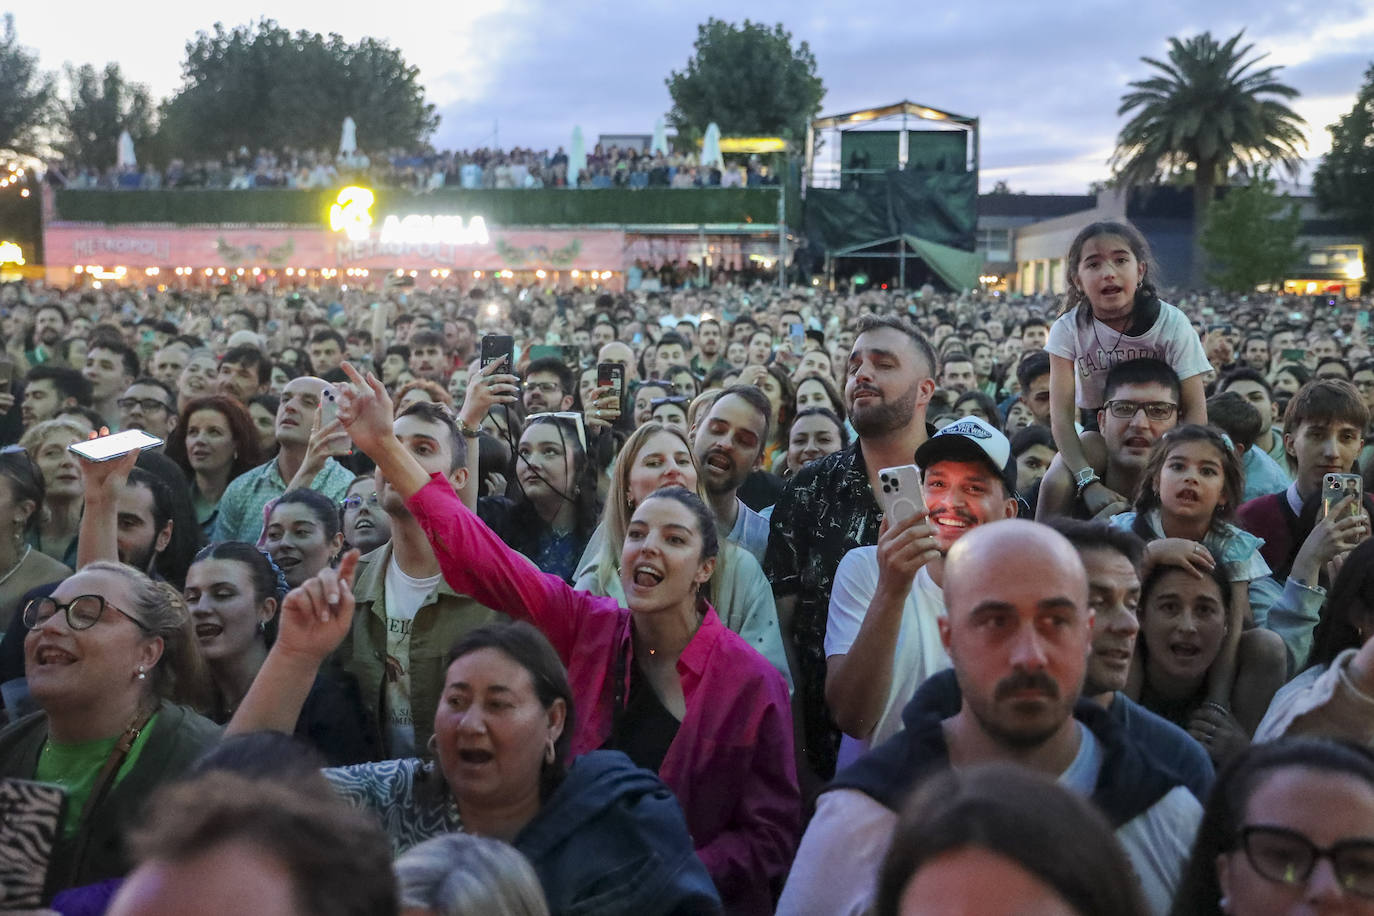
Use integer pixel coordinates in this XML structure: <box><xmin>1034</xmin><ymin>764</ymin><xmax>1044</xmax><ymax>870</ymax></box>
<box><xmin>48</xmin><ymin>143</ymin><xmax>778</xmax><ymax>192</ymax></box>
<box><xmin>1</xmin><ymin>216</ymin><xmax>1374</xmax><ymax>914</ymax></box>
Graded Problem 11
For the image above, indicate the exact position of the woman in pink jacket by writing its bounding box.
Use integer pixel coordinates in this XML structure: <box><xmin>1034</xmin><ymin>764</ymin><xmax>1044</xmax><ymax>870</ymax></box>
<box><xmin>336</xmin><ymin>363</ymin><xmax>798</xmax><ymax>914</ymax></box>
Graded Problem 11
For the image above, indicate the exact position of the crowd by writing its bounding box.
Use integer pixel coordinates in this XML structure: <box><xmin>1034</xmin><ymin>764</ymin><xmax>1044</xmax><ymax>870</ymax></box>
<box><xmin>1</xmin><ymin>216</ymin><xmax>1373</xmax><ymax>915</ymax></box>
<box><xmin>49</xmin><ymin>143</ymin><xmax>778</xmax><ymax>192</ymax></box>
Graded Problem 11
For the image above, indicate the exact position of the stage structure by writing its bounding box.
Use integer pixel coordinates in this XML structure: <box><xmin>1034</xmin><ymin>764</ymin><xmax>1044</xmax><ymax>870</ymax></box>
<box><xmin>804</xmin><ymin>101</ymin><xmax>980</xmax><ymax>290</ymax></box>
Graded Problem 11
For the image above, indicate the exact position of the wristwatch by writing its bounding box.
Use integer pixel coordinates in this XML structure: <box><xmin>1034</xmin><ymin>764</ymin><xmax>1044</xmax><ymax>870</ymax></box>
<box><xmin>1073</xmin><ymin>467</ymin><xmax>1101</xmax><ymax>495</ymax></box>
<box><xmin>455</xmin><ymin>417</ymin><xmax>482</xmax><ymax>439</ymax></box>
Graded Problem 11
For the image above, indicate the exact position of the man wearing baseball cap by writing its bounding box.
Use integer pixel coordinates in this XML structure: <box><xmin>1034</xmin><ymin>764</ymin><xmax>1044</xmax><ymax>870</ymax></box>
<box><xmin>824</xmin><ymin>416</ymin><xmax>1019</xmax><ymax>766</ymax></box>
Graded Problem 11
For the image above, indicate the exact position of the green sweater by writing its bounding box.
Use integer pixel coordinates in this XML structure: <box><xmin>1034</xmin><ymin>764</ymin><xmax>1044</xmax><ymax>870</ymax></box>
<box><xmin>0</xmin><ymin>702</ymin><xmax>220</xmax><ymax>901</ymax></box>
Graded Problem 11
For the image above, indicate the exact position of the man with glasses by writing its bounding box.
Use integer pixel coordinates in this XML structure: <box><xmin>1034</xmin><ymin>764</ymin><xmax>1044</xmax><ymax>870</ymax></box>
<box><xmin>1037</xmin><ymin>358</ymin><xmax>1181</xmax><ymax>522</ymax></box>
<box><xmin>117</xmin><ymin>378</ymin><xmax>178</xmax><ymax>443</ymax></box>
<box><xmin>521</xmin><ymin>357</ymin><xmax>574</xmax><ymax>415</ymax></box>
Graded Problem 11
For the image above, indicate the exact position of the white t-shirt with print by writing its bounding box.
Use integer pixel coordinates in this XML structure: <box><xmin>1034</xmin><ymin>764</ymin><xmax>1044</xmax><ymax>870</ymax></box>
<box><xmin>1045</xmin><ymin>301</ymin><xmax>1210</xmax><ymax>409</ymax></box>
<box><xmin>382</xmin><ymin>557</ymin><xmax>443</xmax><ymax>758</ymax></box>
<box><xmin>825</xmin><ymin>548</ymin><xmax>951</xmax><ymax>767</ymax></box>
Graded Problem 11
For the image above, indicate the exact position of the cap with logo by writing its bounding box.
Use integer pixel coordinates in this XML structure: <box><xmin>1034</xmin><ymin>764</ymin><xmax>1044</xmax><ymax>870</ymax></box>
<box><xmin>913</xmin><ymin>415</ymin><xmax>1018</xmax><ymax>497</ymax></box>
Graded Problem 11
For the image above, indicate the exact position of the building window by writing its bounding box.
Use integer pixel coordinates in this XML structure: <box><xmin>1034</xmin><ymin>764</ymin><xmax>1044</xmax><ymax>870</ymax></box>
<box><xmin>976</xmin><ymin>227</ymin><xmax>1012</xmax><ymax>261</ymax></box>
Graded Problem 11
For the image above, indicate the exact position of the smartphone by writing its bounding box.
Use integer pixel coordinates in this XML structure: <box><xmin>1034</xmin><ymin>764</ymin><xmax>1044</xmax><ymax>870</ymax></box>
<box><xmin>877</xmin><ymin>465</ymin><xmax>925</xmax><ymax>524</ymax></box>
<box><xmin>0</xmin><ymin>778</ymin><xmax>67</xmax><ymax>908</ymax></box>
<box><xmin>1323</xmin><ymin>473</ymin><xmax>1363</xmax><ymax>520</ymax></box>
<box><xmin>480</xmin><ymin>334</ymin><xmax>514</xmax><ymax>371</ymax></box>
<box><xmin>789</xmin><ymin>322</ymin><xmax>806</xmax><ymax>356</ymax></box>
<box><xmin>0</xmin><ymin>355</ymin><xmax>13</xmax><ymax>387</ymax></box>
<box><xmin>1280</xmin><ymin>348</ymin><xmax>1307</xmax><ymax>364</ymax></box>
<box><xmin>597</xmin><ymin>362</ymin><xmax>625</xmax><ymax>398</ymax></box>
<box><xmin>320</xmin><ymin>385</ymin><xmax>341</xmax><ymax>428</ymax></box>
<box><xmin>68</xmin><ymin>429</ymin><xmax>163</xmax><ymax>462</ymax></box>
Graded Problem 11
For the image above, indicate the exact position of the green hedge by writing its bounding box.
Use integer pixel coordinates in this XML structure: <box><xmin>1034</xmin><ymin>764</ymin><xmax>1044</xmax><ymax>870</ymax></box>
<box><xmin>53</xmin><ymin>188</ymin><xmax>784</xmax><ymax>227</ymax></box>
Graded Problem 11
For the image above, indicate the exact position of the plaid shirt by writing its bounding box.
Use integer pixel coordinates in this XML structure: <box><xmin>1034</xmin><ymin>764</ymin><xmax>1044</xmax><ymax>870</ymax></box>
<box><xmin>765</xmin><ymin>443</ymin><xmax>882</xmax><ymax>778</ymax></box>
<box><xmin>212</xmin><ymin>456</ymin><xmax>355</xmax><ymax>544</ymax></box>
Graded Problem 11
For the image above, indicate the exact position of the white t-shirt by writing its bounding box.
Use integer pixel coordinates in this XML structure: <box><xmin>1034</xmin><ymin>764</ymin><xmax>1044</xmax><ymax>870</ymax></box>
<box><xmin>825</xmin><ymin>548</ymin><xmax>951</xmax><ymax>765</ymax></box>
<box><xmin>1045</xmin><ymin>301</ymin><xmax>1210</xmax><ymax>409</ymax></box>
<box><xmin>382</xmin><ymin>558</ymin><xmax>443</xmax><ymax>758</ymax></box>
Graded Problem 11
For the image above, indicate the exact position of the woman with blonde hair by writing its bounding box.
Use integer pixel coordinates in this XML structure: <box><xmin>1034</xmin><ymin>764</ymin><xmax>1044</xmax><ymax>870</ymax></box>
<box><xmin>572</xmin><ymin>422</ymin><xmax>791</xmax><ymax>686</ymax></box>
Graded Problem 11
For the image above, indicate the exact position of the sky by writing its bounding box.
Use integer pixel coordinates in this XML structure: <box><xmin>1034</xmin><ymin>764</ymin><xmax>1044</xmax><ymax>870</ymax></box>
<box><xmin>13</xmin><ymin>0</ymin><xmax>1373</xmax><ymax>193</ymax></box>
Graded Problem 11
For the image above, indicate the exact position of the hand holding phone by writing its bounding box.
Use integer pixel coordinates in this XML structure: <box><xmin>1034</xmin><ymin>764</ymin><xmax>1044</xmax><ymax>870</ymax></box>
<box><xmin>877</xmin><ymin>465</ymin><xmax>925</xmax><ymax>524</ymax></box>
<box><xmin>68</xmin><ymin>429</ymin><xmax>163</xmax><ymax>462</ymax></box>
<box><xmin>1323</xmin><ymin>473</ymin><xmax>1363</xmax><ymax>520</ymax></box>
<box><xmin>481</xmin><ymin>334</ymin><xmax>514</xmax><ymax>371</ymax></box>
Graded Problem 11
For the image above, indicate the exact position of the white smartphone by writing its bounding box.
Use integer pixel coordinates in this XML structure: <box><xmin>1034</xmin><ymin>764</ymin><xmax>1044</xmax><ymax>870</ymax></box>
<box><xmin>877</xmin><ymin>464</ymin><xmax>925</xmax><ymax>524</ymax></box>
<box><xmin>320</xmin><ymin>385</ymin><xmax>341</xmax><ymax>427</ymax></box>
<box><xmin>68</xmin><ymin>429</ymin><xmax>163</xmax><ymax>462</ymax></box>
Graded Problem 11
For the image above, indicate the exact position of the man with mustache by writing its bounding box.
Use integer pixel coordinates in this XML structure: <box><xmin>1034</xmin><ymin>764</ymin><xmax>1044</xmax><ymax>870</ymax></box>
<box><xmin>692</xmin><ymin>385</ymin><xmax>772</xmax><ymax>563</ymax></box>
<box><xmin>766</xmin><ymin>315</ymin><xmax>937</xmax><ymax>783</ymax></box>
<box><xmin>825</xmin><ymin>417</ymin><xmax>1018</xmax><ymax>766</ymax></box>
<box><xmin>1035</xmin><ymin>358</ymin><xmax>1181</xmax><ymax>522</ymax></box>
<box><xmin>777</xmin><ymin>521</ymin><xmax>1203</xmax><ymax>916</ymax></box>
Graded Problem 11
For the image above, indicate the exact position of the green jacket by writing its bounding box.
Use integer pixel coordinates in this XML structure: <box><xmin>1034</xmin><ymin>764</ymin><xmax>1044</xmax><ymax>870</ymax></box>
<box><xmin>336</xmin><ymin>542</ymin><xmax>509</xmax><ymax>756</ymax></box>
<box><xmin>0</xmin><ymin>701</ymin><xmax>221</xmax><ymax>901</ymax></box>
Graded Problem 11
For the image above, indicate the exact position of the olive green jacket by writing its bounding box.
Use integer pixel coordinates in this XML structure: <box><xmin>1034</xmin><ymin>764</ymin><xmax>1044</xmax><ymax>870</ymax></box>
<box><xmin>335</xmin><ymin>542</ymin><xmax>509</xmax><ymax>756</ymax></box>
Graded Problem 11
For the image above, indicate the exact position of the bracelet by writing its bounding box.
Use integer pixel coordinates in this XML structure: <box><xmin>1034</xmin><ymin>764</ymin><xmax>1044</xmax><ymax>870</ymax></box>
<box><xmin>1202</xmin><ymin>701</ymin><xmax>1230</xmax><ymax>717</ymax></box>
<box><xmin>455</xmin><ymin>417</ymin><xmax>482</xmax><ymax>438</ymax></box>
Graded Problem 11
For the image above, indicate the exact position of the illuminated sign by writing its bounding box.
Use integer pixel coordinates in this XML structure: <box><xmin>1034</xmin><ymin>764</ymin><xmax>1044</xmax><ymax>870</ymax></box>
<box><xmin>0</xmin><ymin>241</ymin><xmax>24</xmax><ymax>266</ymax></box>
<box><xmin>328</xmin><ymin>186</ymin><xmax>489</xmax><ymax>247</ymax></box>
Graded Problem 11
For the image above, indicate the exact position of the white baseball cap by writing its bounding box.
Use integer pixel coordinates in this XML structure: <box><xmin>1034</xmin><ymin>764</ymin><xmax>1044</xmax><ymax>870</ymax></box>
<box><xmin>914</xmin><ymin>415</ymin><xmax>1017</xmax><ymax>495</ymax></box>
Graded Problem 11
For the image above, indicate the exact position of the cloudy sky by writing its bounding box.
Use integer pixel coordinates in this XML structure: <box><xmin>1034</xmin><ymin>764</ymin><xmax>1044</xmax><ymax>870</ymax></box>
<box><xmin>14</xmin><ymin>0</ymin><xmax>1373</xmax><ymax>193</ymax></box>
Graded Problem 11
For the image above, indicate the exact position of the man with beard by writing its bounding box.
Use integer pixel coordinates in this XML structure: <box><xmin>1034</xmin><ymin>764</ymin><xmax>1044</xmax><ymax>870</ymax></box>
<box><xmin>26</xmin><ymin>304</ymin><xmax>68</xmax><ymax>365</ymax></box>
<box><xmin>690</xmin><ymin>318</ymin><xmax>727</xmax><ymax>377</ymax></box>
<box><xmin>692</xmin><ymin>385</ymin><xmax>772</xmax><ymax>562</ymax></box>
<box><xmin>776</xmin><ymin>521</ymin><xmax>1202</xmax><ymax>916</ymax></box>
<box><xmin>213</xmin><ymin>376</ymin><xmax>355</xmax><ymax>543</ymax></box>
<box><xmin>1035</xmin><ymin>358</ymin><xmax>1181</xmax><ymax>522</ymax></box>
<box><xmin>521</xmin><ymin>357</ymin><xmax>574</xmax><ymax>415</ymax></box>
<box><xmin>824</xmin><ymin>418</ymin><xmax>1019</xmax><ymax>766</ymax></box>
<box><xmin>20</xmin><ymin>366</ymin><xmax>92</xmax><ymax>430</ymax></box>
<box><xmin>341</xmin><ymin>401</ymin><xmax>507</xmax><ymax>756</ymax></box>
<box><xmin>766</xmin><ymin>314</ymin><xmax>937</xmax><ymax>782</ymax></box>
<box><xmin>1049</xmin><ymin>517</ymin><xmax>1213</xmax><ymax>801</ymax></box>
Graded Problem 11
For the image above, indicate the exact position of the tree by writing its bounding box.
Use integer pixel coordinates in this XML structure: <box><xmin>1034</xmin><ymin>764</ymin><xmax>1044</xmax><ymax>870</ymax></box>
<box><xmin>1312</xmin><ymin>64</ymin><xmax>1374</xmax><ymax>271</ymax></box>
<box><xmin>665</xmin><ymin>19</ymin><xmax>824</xmax><ymax>145</ymax></box>
<box><xmin>1200</xmin><ymin>169</ymin><xmax>1305</xmax><ymax>292</ymax></box>
<box><xmin>0</xmin><ymin>15</ymin><xmax>54</xmax><ymax>154</ymax></box>
<box><xmin>157</xmin><ymin>20</ymin><xmax>438</xmax><ymax>160</ymax></box>
<box><xmin>1110</xmin><ymin>31</ymin><xmax>1306</xmax><ymax>286</ymax></box>
<box><xmin>57</xmin><ymin>63</ymin><xmax>155</xmax><ymax>169</ymax></box>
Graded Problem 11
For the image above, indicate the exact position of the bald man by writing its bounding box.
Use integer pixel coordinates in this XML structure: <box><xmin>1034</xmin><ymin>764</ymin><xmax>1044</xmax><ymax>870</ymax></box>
<box><xmin>777</xmin><ymin>521</ymin><xmax>1202</xmax><ymax>916</ymax></box>
<box><xmin>212</xmin><ymin>376</ymin><xmax>355</xmax><ymax>543</ymax></box>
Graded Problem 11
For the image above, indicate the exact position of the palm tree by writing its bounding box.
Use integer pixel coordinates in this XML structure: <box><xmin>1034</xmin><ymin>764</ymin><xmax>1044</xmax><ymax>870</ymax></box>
<box><xmin>1111</xmin><ymin>31</ymin><xmax>1307</xmax><ymax>287</ymax></box>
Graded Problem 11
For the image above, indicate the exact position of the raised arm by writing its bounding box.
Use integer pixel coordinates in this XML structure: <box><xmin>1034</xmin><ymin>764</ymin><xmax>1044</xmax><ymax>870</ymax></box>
<box><xmin>337</xmin><ymin>361</ymin><xmax>587</xmax><ymax>652</ymax></box>
<box><xmin>455</xmin><ymin>357</ymin><xmax>519</xmax><ymax>512</ymax></box>
<box><xmin>228</xmin><ymin>551</ymin><xmax>360</xmax><ymax>736</ymax></box>
<box><xmin>75</xmin><ymin>435</ymin><xmax>141</xmax><ymax>570</ymax></box>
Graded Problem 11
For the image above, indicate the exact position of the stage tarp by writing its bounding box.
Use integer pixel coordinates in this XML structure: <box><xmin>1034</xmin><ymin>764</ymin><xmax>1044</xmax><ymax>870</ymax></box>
<box><xmin>805</xmin><ymin>168</ymin><xmax>976</xmax><ymax>253</ymax></box>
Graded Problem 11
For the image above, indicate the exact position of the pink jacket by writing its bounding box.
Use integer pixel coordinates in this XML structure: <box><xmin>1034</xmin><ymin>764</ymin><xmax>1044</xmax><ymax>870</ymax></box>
<box><xmin>409</xmin><ymin>475</ymin><xmax>799</xmax><ymax>912</ymax></box>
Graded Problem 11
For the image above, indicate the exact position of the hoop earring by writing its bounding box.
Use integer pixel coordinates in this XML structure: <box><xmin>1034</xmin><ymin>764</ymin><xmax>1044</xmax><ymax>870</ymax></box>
<box><xmin>426</xmin><ymin>734</ymin><xmax>438</xmax><ymax>756</ymax></box>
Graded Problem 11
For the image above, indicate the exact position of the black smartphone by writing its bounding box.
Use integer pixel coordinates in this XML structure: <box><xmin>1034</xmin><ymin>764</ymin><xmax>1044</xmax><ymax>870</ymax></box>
<box><xmin>480</xmin><ymin>334</ymin><xmax>514</xmax><ymax>370</ymax></box>
<box><xmin>597</xmin><ymin>362</ymin><xmax>624</xmax><ymax>397</ymax></box>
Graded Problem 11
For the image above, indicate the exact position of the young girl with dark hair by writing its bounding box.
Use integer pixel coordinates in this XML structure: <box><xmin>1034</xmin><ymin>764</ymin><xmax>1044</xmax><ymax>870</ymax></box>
<box><xmin>1047</xmin><ymin>220</ymin><xmax>1211</xmax><ymax>517</ymax></box>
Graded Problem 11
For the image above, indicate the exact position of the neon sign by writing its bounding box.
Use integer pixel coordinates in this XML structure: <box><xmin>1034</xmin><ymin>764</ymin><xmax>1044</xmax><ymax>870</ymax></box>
<box><xmin>328</xmin><ymin>186</ymin><xmax>489</xmax><ymax>247</ymax></box>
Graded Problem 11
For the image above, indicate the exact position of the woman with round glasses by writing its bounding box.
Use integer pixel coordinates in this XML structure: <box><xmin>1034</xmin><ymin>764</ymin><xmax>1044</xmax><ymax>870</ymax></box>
<box><xmin>0</xmin><ymin>561</ymin><xmax>217</xmax><ymax>901</ymax></box>
<box><xmin>1172</xmin><ymin>739</ymin><xmax>1374</xmax><ymax>916</ymax></box>
<box><xmin>341</xmin><ymin>476</ymin><xmax>391</xmax><ymax>556</ymax></box>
